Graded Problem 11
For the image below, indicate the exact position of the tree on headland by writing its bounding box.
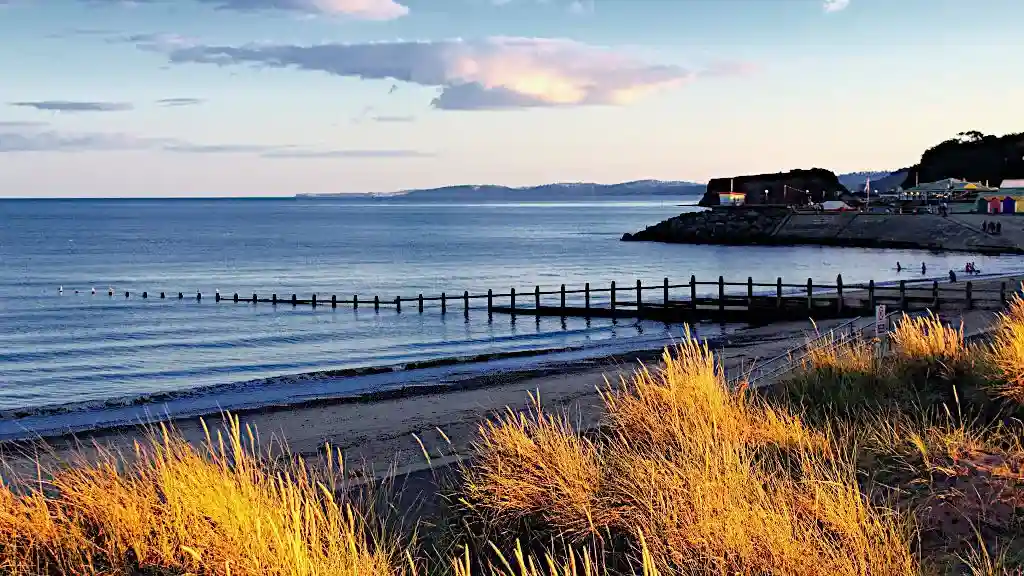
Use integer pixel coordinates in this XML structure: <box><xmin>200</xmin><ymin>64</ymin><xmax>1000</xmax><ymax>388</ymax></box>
<box><xmin>902</xmin><ymin>131</ymin><xmax>1024</xmax><ymax>187</ymax></box>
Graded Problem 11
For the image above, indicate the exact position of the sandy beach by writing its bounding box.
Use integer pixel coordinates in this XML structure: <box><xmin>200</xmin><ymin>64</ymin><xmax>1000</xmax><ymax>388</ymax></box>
<box><xmin>2</xmin><ymin>277</ymin><xmax>1011</xmax><ymax>482</ymax></box>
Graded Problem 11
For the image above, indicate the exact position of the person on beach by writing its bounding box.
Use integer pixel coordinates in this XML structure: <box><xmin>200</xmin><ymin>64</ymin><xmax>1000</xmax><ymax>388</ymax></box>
<box><xmin>896</xmin><ymin>261</ymin><xmax>902</xmax><ymax>272</ymax></box>
<box><xmin>950</xmin><ymin>269</ymin><xmax>957</xmax><ymax>283</ymax></box>
<box><xmin>922</xmin><ymin>262</ymin><xmax>927</xmax><ymax>274</ymax></box>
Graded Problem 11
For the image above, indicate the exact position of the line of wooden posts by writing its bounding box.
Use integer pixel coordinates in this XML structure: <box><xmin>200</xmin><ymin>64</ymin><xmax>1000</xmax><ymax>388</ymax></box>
<box><xmin>100</xmin><ymin>274</ymin><xmax>1012</xmax><ymax>319</ymax></box>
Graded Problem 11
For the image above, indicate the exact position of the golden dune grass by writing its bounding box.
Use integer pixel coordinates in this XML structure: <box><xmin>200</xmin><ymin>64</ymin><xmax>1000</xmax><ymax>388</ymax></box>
<box><xmin>891</xmin><ymin>313</ymin><xmax>966</xmax><ymax>365</ymax></box>
<box><xmin>468</xmin><ymin>331</ymin><xmax>915</xmax><ymax>575</ymax></box>
<box><xmin>986</xmin><ymin>292</ymin><xmax>1024</xmax><ymax>403</ymax></box>
<box><xmin>0</xmin><ymin>416</ymin><xmax>402</xmax><ymax>576</ymax></box>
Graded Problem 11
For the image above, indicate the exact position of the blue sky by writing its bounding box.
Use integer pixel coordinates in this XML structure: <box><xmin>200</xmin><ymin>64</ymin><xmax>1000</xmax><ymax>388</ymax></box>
<box><xmin>1</xmin><ymin>0</ymin><xmax>1022</xmax><ymax>197</ymax></box>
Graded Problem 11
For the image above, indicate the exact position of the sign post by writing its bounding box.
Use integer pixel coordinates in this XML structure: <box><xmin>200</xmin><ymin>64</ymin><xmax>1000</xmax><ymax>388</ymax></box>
<box><xmin>874</xmin><ymin>304</ymin><xmax>887</xmax><ymax>357</ymax></box>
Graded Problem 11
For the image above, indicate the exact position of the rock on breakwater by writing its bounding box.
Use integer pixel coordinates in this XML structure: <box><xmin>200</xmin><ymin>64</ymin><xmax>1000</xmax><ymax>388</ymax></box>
<box><xmin>622</xmin><ymin>207</ymin><xmax>1024</xmax><ymax>254</ymax></box>
<box><xmin>621</xmin><ymin>206</ymin><xmax>790</xmax><ymax>245</ymax></box>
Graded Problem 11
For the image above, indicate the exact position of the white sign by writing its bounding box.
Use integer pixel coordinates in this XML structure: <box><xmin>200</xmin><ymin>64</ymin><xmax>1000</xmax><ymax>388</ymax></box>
<box><xmin>875</xmin><ymin>304</ymin><xmax>887</xmax><ymax>336</ymax></box>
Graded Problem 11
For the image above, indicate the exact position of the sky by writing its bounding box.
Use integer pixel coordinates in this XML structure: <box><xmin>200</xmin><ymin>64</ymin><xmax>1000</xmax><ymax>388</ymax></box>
<box><xmin>1</xmin><ymin>0</ymin><xmax>1022</xmax><ymax>197</ymax></box>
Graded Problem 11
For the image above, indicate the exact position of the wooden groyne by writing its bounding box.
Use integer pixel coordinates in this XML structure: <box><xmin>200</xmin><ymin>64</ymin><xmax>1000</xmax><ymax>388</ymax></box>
<box><xmin>84</xmin><ymin>275</ymin><xmax>1017</xmax><ymax>325</ymax></box>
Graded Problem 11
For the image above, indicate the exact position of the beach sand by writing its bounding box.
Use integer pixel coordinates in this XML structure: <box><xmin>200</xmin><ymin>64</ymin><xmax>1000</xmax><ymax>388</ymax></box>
<box><xmin>0</xmin><ymin>275</ymin><xmax>1015</xmax><ymax>482</ymax></box>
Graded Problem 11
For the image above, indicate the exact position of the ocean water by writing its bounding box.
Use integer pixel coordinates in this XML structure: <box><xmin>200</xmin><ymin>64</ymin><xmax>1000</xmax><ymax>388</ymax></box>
<box><xmin>1</xmin><ymin>198</ymin><xmax>1021</xmax><ymax>438</ymax></box>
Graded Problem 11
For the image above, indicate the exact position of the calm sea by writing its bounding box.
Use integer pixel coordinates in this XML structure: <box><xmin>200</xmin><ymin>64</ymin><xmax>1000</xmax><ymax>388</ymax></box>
<box><xmin>1</xmin><ymin>198</ymin><xmax>1020</xmax><ymax>437</ymax></box>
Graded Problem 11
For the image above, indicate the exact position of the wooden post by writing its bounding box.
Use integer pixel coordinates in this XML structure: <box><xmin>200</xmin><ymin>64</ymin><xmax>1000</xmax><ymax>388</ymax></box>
<box><xmin>464</xmin><ymin>291</ymin><xmax>470</xmax><ymax>317</ymax></box>
<box><xmin>292</xmin><ymin>294</ymin><xmax>297</xmax><ymax>306</ymax></box>
<box><xmin>353</xmin><ymin>295</ymin><xmax>358</xmax><ymax>309</ymax></box>
<box><xmin>776</xmin><ymin>277</ymin><xmax>783</xmax><ymax>309</ymax></box>
<box><xmin>331</xmin><ymin>295</ymin><xmax>337</xmax><ymax>308</ymax></box>
<box><xmin>311</xmin><ymin>294</ymin><xmax>317</xmax><ymax>307</ymax></box>
<box><xmin>441</xmin><ymin>293</ymin><xmax>446</xmax><ymax>314</ymax></box>
<box><xmin>395</xmin><ymin>296</ymin><xmax>401</xmax><ymax>313</ymax></box>
<box><xmin>125</xmin><ymin>291</ymin><xmax>130</xmax><ymax>299</ymax></box>
<box><xmin>510</xmin><ymin>288</ymin><xmax>515</xmax><ymax>313</ymax></box>
<box><xmin>419</xmin><ymin>294</ymin><xmax>424</xmax><ymax>313</ymax></box>
<box><xmin>178</xmin><ymin>292</ymin><xmax>183</xmax><ymax>299</ymax></box>
<box><xmin>252</xmin><ymin>293</ymin><xmax>257</xmax><ymax>304</ymax></box>
<box><xmin>271</xmin><ymin>293</ymin><xmax>276</xmax><ymax>305</ymax></box>
<box><xmin>487</xmin><ymin>290</ymin><xmax>493</xmax><ymax>314</ymax></box>
<box><xmin>718</xmin><ymin>276</ymin><xmax>725</xmax><ymax>314</ymax></box>
<box><xmin>836</xmin><ymin>274</ymin><xmax>843</xmax><ymax>314</ymax></box>
<box><xmin>690</xmin><ymin>275</ymin><xmax>697</xmax><ymax>310</ymax></box>
<box><xmin>610</xmin><ymin>281</ymin><xmax>616</xmax><ymax>310</ymax></box>
<box><xmin>868</xmin><ymin>280</ymin><xmax>875</xmax><ymax>309</ymax></box>
<box><xmin>637</xmin><ymin>279</ymin><xmax>643</xmax><ymax>311</ymax></box>
<box><xmin>899</xmin><ymin>281</ymin><xmax>906</xmax><ymax>311</ymax></box>
<box><xmin>535</xmin><ymin>285</ymin><xmax>541</xmax><ymax>309</ymax></box>
<box><xmin>215</xmin><ymin>292</ymin><xmax>220</xmax><ymax>302</ymax></box>
<box><xmin>966</xmin><ymin>281</ymin><xmax>973</xmax><ymax>310</ymax></box>
<box><xmin>161</xmin><ymin>292</ymin><xmax>165</xmax><ymax>299</ymax></box>
<box><xmin>585</xmin><ymin>283</ymin><xmax>590</xmax><ymax>311</ymax></box>
<box><xmin>232</xmin><ymin>292</ymin><xmax>237</xmax><ymax>303</ymax></box>
<box><xmin>932</xmin><ymin>281</ymin><xmax>939</xmax><ymax>309</ymax></box>
<box><xmin>663</xmin><ymin>278</ymin><xmax>669</xmax><ymax>307</ymax></box>
<box><xmin>806</xmin><ymin>278</ymin><xmax>813</xmax><ymax>311</ymax></box>
<box><xmin>560</xmin><ymin>284</ymin><xmax>566</xmax><ymax>309</ymax></box>
<box><xmin>747</xmin><ymin>277</ymin><xmax>753</xmax><ymax>308</ymax></box>
<box><xmin>1001</xmin><ymin>282</ymin><xmax>1008</xmax><ymax>306</ymax></box>
<box><xmin>143</xmin><ymin>292</ymin><xmax>148</xmax><ymax>299</ymax></box>
<box><xmin>197</xmin><ymin>292</ymin><xmax>202</xmax><ymax>301</ymax></box>
<box><xmin>374</xmin><ymin>295</ymin><xmax>380</xmax><ymax>311</ymax></box>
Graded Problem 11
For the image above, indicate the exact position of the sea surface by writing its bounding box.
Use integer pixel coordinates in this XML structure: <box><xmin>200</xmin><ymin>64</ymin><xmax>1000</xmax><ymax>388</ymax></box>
<box><xmin>1</xmin><ymin>197</ymin><xmax>1021</xmax><ymax>438</ymax></box>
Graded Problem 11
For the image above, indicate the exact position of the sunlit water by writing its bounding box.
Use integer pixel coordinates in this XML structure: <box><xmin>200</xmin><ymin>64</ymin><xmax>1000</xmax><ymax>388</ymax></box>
<box><xmin>1</xmin><ymin>197</ymin><xmax>1020</xmax><ymax>435</ymax></box>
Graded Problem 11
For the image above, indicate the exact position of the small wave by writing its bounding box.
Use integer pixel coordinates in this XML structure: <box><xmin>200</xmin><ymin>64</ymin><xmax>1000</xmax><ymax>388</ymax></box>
<box><xmin>0</xmin><ymin>330</ymin><xmax>695</xmax><ymax>442</ymax></box>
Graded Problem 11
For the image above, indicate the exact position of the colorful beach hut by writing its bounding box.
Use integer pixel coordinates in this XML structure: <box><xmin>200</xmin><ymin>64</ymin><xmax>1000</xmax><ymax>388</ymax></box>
<box><xmin>719</xmin><ymin>192</ymin><xmax>746</xmax><ymax>206</ymax></box>
<box><xmin>1016</xmin><ymin>198</ymin><xmax>1024</xmax><ymax>213</ymax></box>
<box><xmin>1002</xmin><ymin>197</ymin><xmax>1016</xmax><ymax>214</ymax></box>
<box><xmin>975</xmin><ymin>196</ymin><xmax>988</xmax><ymax>213</ymax></box>
<box><xmin>988</xmin><ymin>197</ymin><xmax>1002</xmax><ymax>213</ymax></box>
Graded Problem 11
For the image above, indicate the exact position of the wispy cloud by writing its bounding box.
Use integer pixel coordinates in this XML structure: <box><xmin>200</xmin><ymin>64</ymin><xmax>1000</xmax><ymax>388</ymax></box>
<box><xmin>372</xmin><ymin>115</ymin><xmax>416</xmax><ymax>123</ymax></box>
<box><xmin>158</xmin><ymin>37</ymin><xmax>723</xmax><ymax>111</ymax></box>
<box><xmin>0</xmin><ymin>122</ymin><xmax>432</xmax><ymax>158</ymax></box>
<box><xmin>823</xmin><ymin>0</ymin><xmax>850</xmax><ymax>13</ymax></box>
<box><xmin>9</xmin><ymin>100</ymin><xmax>134</xmax><ymax>112</ymax></box>
<box><xmin>156</xmin><ymin>97</ymin><xmax>205</xmax><ymax>107</ymax></box>
<box><xmin>81</xmin><ymin>0</ymin><xmax>409</xmax><ymax>19</ymax></box>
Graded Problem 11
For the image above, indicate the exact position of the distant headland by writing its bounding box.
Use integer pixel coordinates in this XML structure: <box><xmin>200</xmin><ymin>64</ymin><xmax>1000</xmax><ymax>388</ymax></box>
<box><xmin>296</xmin><ymin>180</ymin><xmax>707</xmax><ymax>201</ymax></box>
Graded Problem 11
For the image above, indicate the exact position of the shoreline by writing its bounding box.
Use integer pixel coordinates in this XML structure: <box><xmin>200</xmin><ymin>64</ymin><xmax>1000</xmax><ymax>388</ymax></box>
<box><xmin>0</xmin><ymin>304</ymin><xmax>1007</xmax><ymax>483</ymax></box>
<box><xmin>3</xmin><ymin>271</ymin><xmax>1021</xmax><ymax>445</ymax></box>
<box><xmin>0</xmin><ymin>315</ymin><xmax>855</xmax><ymax>481</ymax></box>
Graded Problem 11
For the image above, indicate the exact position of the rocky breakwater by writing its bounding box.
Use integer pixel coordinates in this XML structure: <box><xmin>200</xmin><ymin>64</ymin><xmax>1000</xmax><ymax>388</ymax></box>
<box><xmin>621</xmin><ymin>206</ymin><xmax>790</xmax><ymax>245</ymax></box>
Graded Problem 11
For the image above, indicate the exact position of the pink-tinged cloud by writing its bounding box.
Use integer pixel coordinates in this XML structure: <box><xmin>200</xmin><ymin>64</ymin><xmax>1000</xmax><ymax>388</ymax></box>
<box><xmin>162</xmin><ymin>38</ymin><xmax>707</xmax><ymax>110</ymax></box>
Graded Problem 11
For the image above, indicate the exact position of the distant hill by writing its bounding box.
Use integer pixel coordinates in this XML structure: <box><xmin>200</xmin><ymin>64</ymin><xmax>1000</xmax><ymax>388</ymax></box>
<box><xmin>837</xmin><ymin>171</ymin><xmax>893</xmax><ymax>191</ymax></box>
<box><xmin>838</xmin><ymin>170</ymin><xmax>909</xmax><ymax>194</ymax></box>
<box><xmin>297</xmin><ymin>180</ymin><xmax>707</xmax><ymax>201</ymax></box>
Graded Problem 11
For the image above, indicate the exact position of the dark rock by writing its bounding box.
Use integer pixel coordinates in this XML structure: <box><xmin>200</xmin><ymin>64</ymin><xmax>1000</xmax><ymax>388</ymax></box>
<box><xmin>698</xmin><ymin>168</ymin><xmax>847</xmax><ymax>207</ymax></box>
<box><xmin>622</xmin><ymin>206</ymin><xmax>791</xmax><ymax>245</ymax></box>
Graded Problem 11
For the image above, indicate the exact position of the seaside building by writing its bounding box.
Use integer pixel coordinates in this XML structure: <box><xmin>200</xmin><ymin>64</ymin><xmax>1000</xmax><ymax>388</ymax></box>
<box><xmin>904</xmin><ymin>178</ymin><xmax>995</xmax><ymax>200</ymax></box>
<box><xmin>719</xmin><ymin>191</ymin><xmax>746</xmax><ymax>206</ymax></box>
<box><xmin>999</xmin><ymin>179</ymin><xmax>1024</xmax><ymax>194</ymax></box>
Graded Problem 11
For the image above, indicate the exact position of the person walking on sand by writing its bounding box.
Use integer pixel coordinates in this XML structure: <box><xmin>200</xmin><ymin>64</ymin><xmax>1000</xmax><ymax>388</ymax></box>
<box><xmin>896</xmin><ymin>261</ymin><xmax>902</xmax><ymax>272</ymax></box>
<box><xmin>921</xmin><ymin>262</ymin><xmax>927</xmax><ymax>274</ymax></box>
<box><xmin>950</xmin><ymin>269</ymin><xmax>957</xmax><ymax>283</ymax></box>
